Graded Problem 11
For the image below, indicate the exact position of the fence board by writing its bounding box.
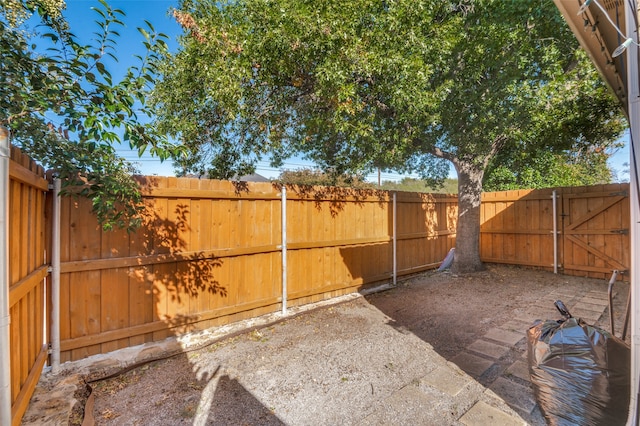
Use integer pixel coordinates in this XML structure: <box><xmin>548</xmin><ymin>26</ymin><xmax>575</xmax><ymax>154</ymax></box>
<box><xmin>7</xmin><ymin>146</ymin><xmax>48</xmax><ymax>426</ymax></box>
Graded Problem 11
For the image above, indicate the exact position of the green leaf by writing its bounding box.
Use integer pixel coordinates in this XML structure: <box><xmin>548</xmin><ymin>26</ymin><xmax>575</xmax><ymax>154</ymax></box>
<box><xmin>137</xmin><ymin>27</ymin><xmax>150</xmax><ymax>40</ymax></box>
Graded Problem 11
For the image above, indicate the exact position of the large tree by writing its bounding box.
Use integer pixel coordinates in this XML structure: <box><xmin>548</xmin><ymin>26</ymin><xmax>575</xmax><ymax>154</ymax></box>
<box><xmin>152</xmin><ymin>0</ymin><xmax>625</xmax><ymax>272</ymax></box>
<box><xmin>1</xmin><ymin>0</ymin><xmax>177</xmax><ymax>230</ymax></box>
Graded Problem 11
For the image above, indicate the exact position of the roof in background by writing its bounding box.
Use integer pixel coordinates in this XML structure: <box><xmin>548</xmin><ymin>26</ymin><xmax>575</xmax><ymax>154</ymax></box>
<box><xmin>236</xmin><ymin>173</ymin><xmax>271</xmax><ymax>182</ymax></box>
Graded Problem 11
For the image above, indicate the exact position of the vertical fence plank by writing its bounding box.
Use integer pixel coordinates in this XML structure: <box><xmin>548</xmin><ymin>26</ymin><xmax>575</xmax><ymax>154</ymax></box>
<box><xmin>152</xmin><ymin>177</ymin><xmax>174</xmax><ymax>341</ymax></box>
<box><xmin>189</xmin><ymin>179</ymin><xmax>205</xmax><ymax>324</ymax></box>
<box><xmin>68</xmin><ymin>195</ymin><xmax>102</xmax><ymax>360</ymax></box>
<box><xmin>59</xmin><ymin>194</ymin><xmax>71</xmax><ymax>362</ymax></box>
<box><xmin>100</xmin><ymin>226</ymin><xmax>130</xmax><ymax>353</ymax></box>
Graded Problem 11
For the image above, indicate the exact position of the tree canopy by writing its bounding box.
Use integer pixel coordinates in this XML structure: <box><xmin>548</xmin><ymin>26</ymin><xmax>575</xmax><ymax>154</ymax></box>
<box><xmin>153</xmin><ymin>0</ymin><xmax>626</xmax><ymax>271</ymax></box>
<box><xmin>1</xmin><ymin>0</ymin><xmax>176</xmax><ymax>229</ymax></box>
<box><xmin>484</xmin><ymin>146</ymin><xmax>615</xmax><ymax>192</ymax></box>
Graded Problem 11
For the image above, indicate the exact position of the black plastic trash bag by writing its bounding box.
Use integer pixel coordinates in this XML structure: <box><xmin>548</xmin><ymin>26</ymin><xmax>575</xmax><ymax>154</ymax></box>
<box><xmin>527</xmin><ymin>300</ymin><xmax>630</xmax><ymax>426</ymax></box>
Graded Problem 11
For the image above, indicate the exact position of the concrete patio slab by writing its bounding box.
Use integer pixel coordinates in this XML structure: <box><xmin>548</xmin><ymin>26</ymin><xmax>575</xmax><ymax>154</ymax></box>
<box><xmin>421</xmin><ymin>365</ymin><xmax>473</xmax><ymax>396</ymax></box>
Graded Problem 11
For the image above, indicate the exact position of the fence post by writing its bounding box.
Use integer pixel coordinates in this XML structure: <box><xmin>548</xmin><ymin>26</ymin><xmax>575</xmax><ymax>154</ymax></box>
<box><xmin>0</xmin><ymin>126</ymin><xmax>12</xmax><ymax>426</ymax></box>
<box><xmin>50</xmin><ymin>178</ymin><xmax>61</xmax><ymax>373</ymax></box>
<box><xmin>281</xmin><ymin>185</ymin><xmax>287</xmax><ymax>314</ymax></box>
<box><xmin>552</xmin><ymin>190</ymin><xmax>558</xmax><ymax>274</ymax></box>
<box><xmin>392</xmin><ymin>191</ymin><xmax>397</xmax><ymax>286</ymax></box>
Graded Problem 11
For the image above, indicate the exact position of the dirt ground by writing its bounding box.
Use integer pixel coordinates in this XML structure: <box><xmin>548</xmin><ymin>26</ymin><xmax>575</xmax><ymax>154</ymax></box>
<box><xmin>85</xmin><ymin>264</ymin><xmax>630</xmax><ymax>425</ymax></box>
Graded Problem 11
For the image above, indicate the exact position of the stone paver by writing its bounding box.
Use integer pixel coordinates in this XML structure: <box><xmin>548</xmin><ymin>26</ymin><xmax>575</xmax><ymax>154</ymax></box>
<box><xmin>485</xmin><ymin>328</ymin><xmax>524</xmax><ymax>346</ymax></box>
<box><xmin>512</xmin><ymin>309</ymin><xmax>540</xmax><ymax>324</ymax></box>
<box><xmin>451</xmin><ymin>352</ymin><xmax>494</xmax><ymax>378</ymax></box>
<box><xmin>570</xmin><ymin>308</ymin><xmax>602</xmax><ymax>323</ymax></box>
<box><xmin>468</xmin><ymin>339</ymin><xmax>510</xmax><ymax>360</ymax></box>
<box><xmin>421</xmin><ymin>365</ymin><xmax>472</xmax><ymax>396</ymax></box>
<box><xmin>580</xmin><ymin>296</ymin><xmax>609</xmax><ymax>307</ymax></box>
<box><xmin>459</xmin><ymin>401</ymin><xmax>527</xmax><ymax>426</ymax></box>
<box><xmin>547</xmin><ymin>291</ymin><xmax>580</xmax><ymax>301</ymax></box>
<box><xmin>499</xmin><ymin>320</ymin><xmax>532</xmax><ymax>334</ymax></box>
<box><xmin>505</xmin><ymin>360</ymin><xmax>530</xmax><ymax>382</ymax></box>
<box><xmin>573</xmin><ymin>301</ymin><xmax>607</xmax><ymax>312</ymax></box>
<box><xmin>520</xmin><ymin>310</ymin><xmax>556</xmax><ymax>324</ymax></box>
<box><xmin>584</xmin><ymin>290</ymin><xmax>609</xmax><ymax>300</ymax></box>
<box><xmin>488</xmin><ymin>377</ymin><xmax>536</xmax><ymax>414</ymax></box>
<box><xmin>530</xmin><ymin>300</ymin><xmax>553</xmax><ymax>310</ymax></box>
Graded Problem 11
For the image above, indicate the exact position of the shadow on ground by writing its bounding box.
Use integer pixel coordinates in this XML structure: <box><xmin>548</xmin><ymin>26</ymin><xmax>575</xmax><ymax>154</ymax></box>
<box><xmin>365</xmin><ymin>265</ymin><xmax>630</xmax><ymax>423</ymax></box>
<box><xmin>91</xmin><ymin>353</ymin><xmax>285</xmax><ymax>425</ymax></box>
<box><xmin>77</xmin><ymin>265</ymin><xmax>629</xmax><ymax>425</ymax></box>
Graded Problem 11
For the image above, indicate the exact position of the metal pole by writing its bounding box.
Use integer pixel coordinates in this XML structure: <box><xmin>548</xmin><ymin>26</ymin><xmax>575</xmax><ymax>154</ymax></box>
<box><xmin>0</xmin><ymin>126</ymin><xmax>12</xmax><ymax>426</ymax></box>
<box><xmin>281</xmin><ymin>185</ymin><xmax>287</xmax><ymax>315</ymax></box>
<box><xmin>392</xmin><ymin>191</ymin><xmax>397</xmax><ymax>286</ymax></box>
<box><xmin>51</xmin><ymin>178</ymin><xmax>61</xmax><ymax>373</ymax></box>
<box><xmin>608</xmin><ymin>270</ymin><xmax>620</xmax><ymax>336</ymax></box>
<box><xmin>552</xmin><ymin>190</ymin><xmax>558</xmax><ymax>274</ymax></box>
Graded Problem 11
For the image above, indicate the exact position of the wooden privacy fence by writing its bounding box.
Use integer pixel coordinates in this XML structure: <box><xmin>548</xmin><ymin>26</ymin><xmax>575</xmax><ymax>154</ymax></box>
<box><xmin>6</xmin><ymin>146</ymin><xmax>49</xmax><ymax>426</ymax></box>
<box><xmin>3</xmin><ymin>143</ymin><xmax>632</xmax><ymax>425</ymax></box>
<box><xmin>57</xmin><ymin>180</ymin><xmax>629</xmax><ymax>363</ymax></box>
<box><xmin>480</xmin><ymin>184</ymin><xmax>630</xmax><ymax>279</ymax></box>
<box><xmin>57</xmin><ymin>177</ymin><xmax>458</xmax><ymax>362</ymax></box>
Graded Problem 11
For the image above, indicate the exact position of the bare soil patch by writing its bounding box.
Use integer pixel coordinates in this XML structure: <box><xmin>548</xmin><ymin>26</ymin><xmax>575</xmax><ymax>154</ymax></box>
<box><xmin>87</xmin><ymin>264</ymin><xmax>629</xmax><ymax>425</ymax></box>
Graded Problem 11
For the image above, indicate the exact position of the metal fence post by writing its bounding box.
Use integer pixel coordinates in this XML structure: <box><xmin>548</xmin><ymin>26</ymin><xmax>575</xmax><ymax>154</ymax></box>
<box><xmin>393</xmin><ymin>191</ymin><xmax>397</xmax><ymax>286</ymax></box>
<box><xmin>51</xmin><ymin>178</ymin><xmax>61</xmax><ymax>373</ymax></box>
<box><xmin>281</xmin><ymin>185</ymin><xmax>287</xmax><ymax>314</ymax></box>
<box><xmin>0</xmin><ymin>126</ymin><xmax>12</xmax><ymax>426</ymax></box>
<box><xmin>552</xmin><ymin>190</ymin><xmax>558</xmax><ymax>274</ymax></box>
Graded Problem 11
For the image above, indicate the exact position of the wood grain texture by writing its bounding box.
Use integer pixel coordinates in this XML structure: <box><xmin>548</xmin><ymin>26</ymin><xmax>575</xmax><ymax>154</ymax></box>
<box><xmin>7</xmin><ymin>147</ymin><xmax>48</xmax><ymax>426</ymax></box>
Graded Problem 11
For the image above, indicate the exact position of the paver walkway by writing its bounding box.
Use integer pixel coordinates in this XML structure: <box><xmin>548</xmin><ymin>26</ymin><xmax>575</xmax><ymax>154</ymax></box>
<box><xmin>451</xmin><ymin>287</ymin><xmax>614</xmax><ymax>425</ymax></box>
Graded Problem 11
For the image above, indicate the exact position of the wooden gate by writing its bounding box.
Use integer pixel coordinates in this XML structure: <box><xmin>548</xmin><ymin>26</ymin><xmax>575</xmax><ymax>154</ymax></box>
<box><xmin>561</xmin><ymin>184</ymin><xmax>630</xmax><ymax>279</ymax></box>
<box><xmin>480</xmin><ymin>184</ymin><xmax>630</xmax><ymax>279</ymax></box>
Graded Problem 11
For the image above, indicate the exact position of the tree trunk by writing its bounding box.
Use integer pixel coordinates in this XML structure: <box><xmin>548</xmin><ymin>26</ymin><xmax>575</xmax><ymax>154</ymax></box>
<box><xmin>451</xmin><ymin>160</ymin><xmax>486</xmax><ymax>274</ymax></box>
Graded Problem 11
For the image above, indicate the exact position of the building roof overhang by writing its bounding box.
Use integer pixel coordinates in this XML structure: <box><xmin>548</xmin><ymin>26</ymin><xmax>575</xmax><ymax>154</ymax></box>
<box><xmin>553</xmin><ymin>0</ymin><xmax>634</xmax><ymax>115</ymax></box>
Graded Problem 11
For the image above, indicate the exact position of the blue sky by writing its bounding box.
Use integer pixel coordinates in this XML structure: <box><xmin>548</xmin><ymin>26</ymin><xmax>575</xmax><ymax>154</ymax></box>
<box><xmin>57</xmin><ymin>0</ymin><xmax>630</xmax><ymax>183</ymax></box>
